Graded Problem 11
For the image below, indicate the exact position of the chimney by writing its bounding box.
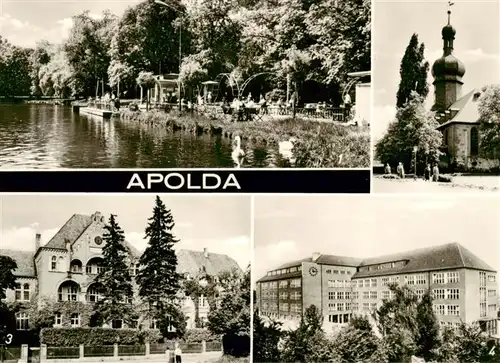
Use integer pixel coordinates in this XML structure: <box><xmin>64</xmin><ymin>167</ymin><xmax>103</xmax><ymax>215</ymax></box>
<box><xmin>35</xmin><ymin>233</ymin><xmax>41</xmax><ymax>251</ymax></box>
<box><xmin>203</xmin><ymin>248</ymin><xmax>208</xmax><ymax>258</ymax></box>
<box><xmin>312</xmin><ymin>252</ymin><xmax>321</xmax><ymax>262</ymax></box>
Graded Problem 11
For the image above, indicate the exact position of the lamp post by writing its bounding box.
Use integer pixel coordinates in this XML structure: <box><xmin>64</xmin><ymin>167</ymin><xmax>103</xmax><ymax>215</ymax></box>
<box><xmin>155</xmin><ymin>0</ymin><xmax>183</xmax><ymax>111</ymax></box>
<box><xmin>413</xmin><ymin>146</ymin><xmax>418</xmax><ymax>180</ymax></box>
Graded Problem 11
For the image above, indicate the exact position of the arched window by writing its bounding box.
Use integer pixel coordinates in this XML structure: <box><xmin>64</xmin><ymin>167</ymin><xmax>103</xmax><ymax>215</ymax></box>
<box><xmin>58</xmin><ymin>281</ymin><xmax>80</xmax><ymax>301</ymax></box>
<box><xmin>470</xmin><ymin>127</ymin><xmax>479</xmax><ymax>156</ymax></box>
<box><xmin>51</xmin><ymin>256</ymin><xmax>57</xmax><ymax>271</ymax></box>
<box><xmin>70</xmin><ymin>259</ymin><xmax>83</xmax><ymax>273</ymax></box>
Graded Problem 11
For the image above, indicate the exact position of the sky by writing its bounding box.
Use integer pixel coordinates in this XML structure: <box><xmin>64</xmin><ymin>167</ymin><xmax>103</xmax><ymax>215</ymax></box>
<box><xmin>0</xmin><ymin>0</ymin><xmax>141</xmax><ymax>48</ymax></box>
<box><xmin>254</xmin><ymin>195</ymin><xmax>500</xmax><ymax>287</ymax></box>
<box><xmin>0</xmin><ymin>194</ymin><xmax>251</xmax><ymax>270</ymax></box>
<box><xmin>373</xmin><ymin>0</ymin><xmax>500</xmax><ymax>141</ymax></box>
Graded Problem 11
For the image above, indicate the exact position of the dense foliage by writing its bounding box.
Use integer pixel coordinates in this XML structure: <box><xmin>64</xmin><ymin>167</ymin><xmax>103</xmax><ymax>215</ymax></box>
<box><xmin>375</xmin><ymin>91</ymin><xmax>443</xmax><ymax>173</ymax></box>
<box><xmin>40</xmin><ymin>327</ymin><xmax>161</xmax><ymax>346</ymax></box>
<box><xmin>478</xmin><ymin>84</ymin><xmax>500</xmax><ymax>165</ymax></box>
<box><xmin>0</xmin><ymin>0</ymin><xmax>370</xmax><ymax>102</ymax></box>
<box><xmin>396</xmin><ymin>33</ymin><xmax>429</xmax><ymax>108</ymax></box>
<box><xmin>93</xmin><ymin>214</ymin><xmax>134</xmax><ymax>326</ymax></box>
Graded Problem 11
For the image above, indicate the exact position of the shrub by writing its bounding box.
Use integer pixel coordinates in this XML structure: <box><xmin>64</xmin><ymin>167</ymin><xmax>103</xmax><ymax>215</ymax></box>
<box><xmin>438</xmin><ymin>175</ymin><xmax>453</xmax><ymax>183</ymax></box>
<box><xmin>184</xmin><ymin>328</ymin><xmax>220</xmax><ymax>343</ymax></box>
<box><xmin>40</xmin><ymin>328</ymin><xmax>161</xmax><ymax>346</ymax></box>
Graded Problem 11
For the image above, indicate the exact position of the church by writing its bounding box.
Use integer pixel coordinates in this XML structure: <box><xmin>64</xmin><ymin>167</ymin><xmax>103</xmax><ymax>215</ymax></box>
<box><xmin>431</xmin><ymin>9</ymin><xmax>498</xmax><ymax>171</ymax></box>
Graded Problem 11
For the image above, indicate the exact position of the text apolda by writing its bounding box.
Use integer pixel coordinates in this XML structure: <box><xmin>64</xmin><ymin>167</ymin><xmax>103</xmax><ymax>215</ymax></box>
<box><xmin>126</xmin><ymin>172</ymin><xmax>242</xmax><ymax>191</ymax></box>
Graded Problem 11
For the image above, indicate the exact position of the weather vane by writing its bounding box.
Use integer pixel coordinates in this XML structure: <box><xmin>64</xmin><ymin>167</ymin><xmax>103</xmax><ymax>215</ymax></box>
<box><xmin>448</xmin><ymin>1</ymin><xmax>454</xmax><ymax>23</ymax></box>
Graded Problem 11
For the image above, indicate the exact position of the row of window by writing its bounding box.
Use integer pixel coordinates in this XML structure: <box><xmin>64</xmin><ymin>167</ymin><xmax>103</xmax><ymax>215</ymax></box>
<box><xmin>278</xmin><ymin>303</ymin><xmax>301</xmax><ymax>313</ymax></box>
<box><xmin>327</xmin><ymin>313</ymin><xmax>351</xmax><ymax>324</ymax></box>
<box><xmin>433</xmin><ymin>304</ymin><xmax>460</xmax><ymax>316</ymax></box>
<box><xmin>328</xmin><ymin>302</ymin><xmax>352</xmax><ymax>311</ymax></box>
<box><xmin>260</xmin><ymin>279</ymin><xmax>301</xmax><ymax>290</ymax></box>
<box><xmin>432</xmin><ymin>272</ymin><xmax>460</xmax><ymax>284</ymax></box>
<box><xmin>278</xmin><ymin>292</ymin><xmax>301</xmax><ymax>300</ymax></box>
<box><xmin>328</xmin><ymin>280</ymin><xmax>352</xmax><ymax>288</ymax></box>
<box><xmin>325</xmin><ymin>269</ymin><xmax>352</xmax><ymax>275</ymax></box>
<box><xmin>328</xmin><ymin>291</ymin><xmax>352</xmax><ymax>300</ymax></box>
<box><xmin>266</xmin><ymin>266</ymin><xmax>302</xmax><ymax>277</ymax></box>
<box><xmin>358</xmin><ymin>260</ymin><xmax>407</xmax><ymax>273</ymax></box>
<box><xmin>432</xmin><ymin>289</ymin><xmax>460</xmax><ymax>300</ymax></box>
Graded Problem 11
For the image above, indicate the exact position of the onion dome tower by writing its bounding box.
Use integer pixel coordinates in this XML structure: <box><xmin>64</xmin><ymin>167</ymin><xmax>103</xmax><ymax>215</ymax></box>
<box><xmin>431</xmin><ymin>9</ymin><xmax>465</xmax><ymax>112</ymax></box>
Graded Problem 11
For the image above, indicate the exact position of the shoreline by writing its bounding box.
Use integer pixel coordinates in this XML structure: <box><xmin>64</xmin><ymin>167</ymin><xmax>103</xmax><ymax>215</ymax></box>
<box><xmin>119</xmin><ymin>109</ymin><xmax>371</xmax><ymax>168</ymax></box>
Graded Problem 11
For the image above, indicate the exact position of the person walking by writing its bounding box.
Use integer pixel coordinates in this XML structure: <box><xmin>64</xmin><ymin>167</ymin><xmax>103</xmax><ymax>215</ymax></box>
<box><xmin>174</xmin><ymin>342</ymin><xmax>182</xmax><ymax>363</ymax></box>
<box><xmin>396</xmin><ymin>162</ymin><xmax>405</xmax><ymax>179</ymax></box>
<box><xmin>432</xmin><ymin>163</ymin><xmax>440</xmax><ymax>182</ymax></box>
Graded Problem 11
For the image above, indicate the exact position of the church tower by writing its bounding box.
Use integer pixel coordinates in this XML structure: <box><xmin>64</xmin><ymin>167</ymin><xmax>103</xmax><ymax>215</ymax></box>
<box><xmin>431</xmin><ymin>9</ymin><xmax>465</xmax><ymax>114</ymax></box>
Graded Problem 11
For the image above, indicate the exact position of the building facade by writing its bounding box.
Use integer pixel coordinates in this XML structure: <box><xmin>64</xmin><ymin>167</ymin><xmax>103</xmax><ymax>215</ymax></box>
<box><xmin>256</xmin><ymin>243</ymin><xmax>498</xmax><ymax>336</ymax></box>
<box><xmin>431</xmin><ymin>10</ymin><xmax>498</xmax><ymax>170</ymax></box>
<box><xmin>1</xmin><ymin>211</ymin><xmax>241</xmax><ymax>332</ymax></box>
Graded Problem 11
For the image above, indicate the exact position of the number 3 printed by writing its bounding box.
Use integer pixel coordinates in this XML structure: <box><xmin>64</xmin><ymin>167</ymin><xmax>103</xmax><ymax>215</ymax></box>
<box><xmin>5</xmin><ymin>334</ymin><xmax>13</xmax><ymax>344</ymax></box>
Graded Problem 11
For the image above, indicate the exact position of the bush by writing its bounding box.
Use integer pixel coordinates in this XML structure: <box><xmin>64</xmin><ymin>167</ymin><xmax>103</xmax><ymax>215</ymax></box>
<box><xmin>184</xmin><ymin>328</ymin><xmax>220</xmax><ymax>343</ymax></box>
<box><xmin>438</xmin><ymin>175</ymin><xmax>453</xmax><ymax>183</ymax></box>
<box><xmin>40</xmin><ymin>328</ymin><xmax>161</xmax><ymax>346</ymax></box>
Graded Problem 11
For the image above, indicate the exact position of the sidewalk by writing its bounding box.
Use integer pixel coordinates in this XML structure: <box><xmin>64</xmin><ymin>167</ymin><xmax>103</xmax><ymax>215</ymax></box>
<box><xmin>37</xmin><ymin>352</ymin><xmax>222</xmax><ymax>363</ymax></box>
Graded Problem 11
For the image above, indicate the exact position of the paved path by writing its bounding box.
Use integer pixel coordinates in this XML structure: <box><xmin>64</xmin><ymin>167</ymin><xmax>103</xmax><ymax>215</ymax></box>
<box><xmin>373</xmin><ymin>177</ymin><xmax>499</xmax><ymax>194</ymax></box>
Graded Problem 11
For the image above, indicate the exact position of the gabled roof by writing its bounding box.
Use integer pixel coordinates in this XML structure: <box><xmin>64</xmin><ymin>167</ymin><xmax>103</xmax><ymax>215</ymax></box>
<box><xmin>176</xmin><ymin>249</ymin><xmax>242</xmax><ymax>277</ymax></box>
<box><xmin>44</xmin><ymin>214</ymin><xmax>92</xmax><ymax>249</ymax></box>
<box><xmin>437</xmin><ymin>89</ymin><xmax>481</xmax><ymax>129</ymax></box>
<box><xmin>0</xmin><ymin>249</ymin><xmax>36</xmax><ymax>277</ymax></box>
<box><xmin>353</xmin><ymin>242</ymin><xmax>495</xmax><ymax>278</ymax></box>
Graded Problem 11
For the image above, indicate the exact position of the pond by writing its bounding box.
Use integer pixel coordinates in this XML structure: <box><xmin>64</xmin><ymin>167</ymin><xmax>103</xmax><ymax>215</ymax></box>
<box><xmin>0</xmin><ymin>104</ymin><xmax>287</xmax><ymax>169</ymax></box>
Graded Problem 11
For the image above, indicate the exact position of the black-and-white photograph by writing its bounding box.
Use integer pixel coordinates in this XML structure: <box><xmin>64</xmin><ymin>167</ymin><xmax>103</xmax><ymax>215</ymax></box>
<box><xmin>0</xmin><ymin>195</ymin><xmax>250</xmax><ymax>363</ymax></box>
<box><xmin>372</xmin><ymin>0</ymin><xmax>500</xmax><ymax>193</ymax></box>
<box><xmin>0</xmin><ymin>0</ymin><xmax>370</xmax><ymax>169</ymax></box>
<box><xmin>253</xmin><ymin>195</ymin><xmax>500</xmax><ymax>362</ymax></box>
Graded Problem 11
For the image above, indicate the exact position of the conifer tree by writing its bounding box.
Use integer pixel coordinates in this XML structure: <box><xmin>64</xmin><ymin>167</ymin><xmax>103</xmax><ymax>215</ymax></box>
<box><xmin>0</xmin><ymin>255</ymin><xmax>17</xmax><ymax>343</ymax></box>
<box><xmin>396</xmin><ymin>33</ymin><xmax>429</xmax><ymax>108</ymax></box>
<box><xmin>136</xmin><ymin>196</ymin><xmax>183</xmax><ymax>333</ymax></box>
<box><xmin>94</xmin><ymin>214</ymin><xmax>134</xmax><ymax>325</ymax></box>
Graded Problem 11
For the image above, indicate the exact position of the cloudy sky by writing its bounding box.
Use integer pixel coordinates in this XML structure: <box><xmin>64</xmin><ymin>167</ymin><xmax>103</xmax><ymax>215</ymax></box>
<box><xmin>0</xmin><ymin>0</ymin><xmax>141</xmax><ymax>48</ymax></box>
<box><xmin>373</xmin><ymin>0</ymin><xmax>500</xmax><ymax>141</ymax></box>
<box><xmin>254</xmin><ymin>196</ymin><xmax>500</xmax><ymax>285</ymax></box>
<box><xmin>0</xmin><ymin>195</ymin><xmax>251</xmax><ymax>270</ymax></box>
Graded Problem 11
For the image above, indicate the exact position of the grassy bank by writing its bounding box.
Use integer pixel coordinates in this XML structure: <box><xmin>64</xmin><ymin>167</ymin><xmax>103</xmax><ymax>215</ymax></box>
<box><xmin>120</xmin><ymin>109</ymin><xmax>370</xmax><ymax>168</ymax></box>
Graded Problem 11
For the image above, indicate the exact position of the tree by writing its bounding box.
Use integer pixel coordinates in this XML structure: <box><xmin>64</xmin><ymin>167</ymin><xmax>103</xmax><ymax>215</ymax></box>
<box><xmin>375</xmin><ymin>91</ymin><xmax>443</xmax><ymax>173</ymax></box>
<box><xmin>478</xmin><ymin>84</ymin><xmax>500</xmax><ymax>166</ymax></box>
<box><xmin>207</xmin><ymin>267</ymin><xmax>250</xmax><ymax>357</ymax></box>
<box><xmin>0</xmin><ymin>255</ymin><xmax>17</xmax><ymax>343</ymax></box>
<box><xmin>252</xmin><ymin>311</ymin><xmax>282</xmax><ymax>362</ymax></box>
<box><xmin>0</xmin><ymin>37</ymin><xmax>33</xmax><ymax>97</ymax></box>
<box><xmin>136</xmin><ymin>71</ymin><xmax>156</xmax><ymax>111</ymax></box>
<box><xmin>136</xmin><ymin>196</ymin><xmax>184</xmax><ymax>337</ymax></box>
<box><xmin>93</xmin><ymin>214</ymin><xmax>134</xmax><ymax>326</ymax></box>
<box><xmin>396</xmin><ymin>33</ymin><xmax>429</xmax><ymax>108</ymax></box>
<box><xmin>280</xmin><ymin>304</ymin><xmax>333</xmax><ymax>363</ymax></box>
<box><xmin>415</xmin><ymin>292</ymin><xmax>440</xmax><ymax>361</ymax></box>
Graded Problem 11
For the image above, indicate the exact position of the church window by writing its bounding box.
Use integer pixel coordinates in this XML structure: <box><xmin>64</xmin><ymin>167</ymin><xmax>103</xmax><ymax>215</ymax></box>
<box><xmin>470</xmin><ymin>127</ymin><xmax>479</xmax><ymax>156</ymax></box>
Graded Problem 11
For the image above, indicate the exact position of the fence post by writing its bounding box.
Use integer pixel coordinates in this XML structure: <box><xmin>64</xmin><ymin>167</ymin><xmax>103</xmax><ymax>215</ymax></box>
<box><xmin>40</xmin><ymin>344</ymin><xmax>47</xmax><ymax>360</ymax></box>
<box><xmin>113</xmin><ymin>343</ymin><xmax>118</xmax><ymax>358</ymax></box>
<box><xmin>79</xmin><ymin>344</ymin><xmax>84</xmax><ymax>359</ymax></box>
<box><xmin>145</xmin><ymin>342</ymin><xmax>150</xmax><ymax>356</ymax></box>
<box><xmin>21</xmin><ymin>344</ymin><xmax>28</xmax><ymax>363</ymax></box>
<box><xmin>202</xmin><ymin>340</ymin><xmax>206</xmax><ymax>353</ymax></box>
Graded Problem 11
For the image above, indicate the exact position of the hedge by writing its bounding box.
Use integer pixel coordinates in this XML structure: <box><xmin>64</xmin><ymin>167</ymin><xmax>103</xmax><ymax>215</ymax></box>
<box><xmin>183</xmin><ymin>329</ymin><xmax>220</xmax><ymax>343</ymax></box>
<box><xmin>40</xmin><ymin>328</ymin><xmax>161</xmax><ymax>346</ymax></box>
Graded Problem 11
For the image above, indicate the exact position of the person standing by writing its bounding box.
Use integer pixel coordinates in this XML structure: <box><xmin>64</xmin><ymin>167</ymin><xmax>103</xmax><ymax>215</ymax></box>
<box><xmin>424</xmin><ymin>164</ymin><xmax>431</xmax><ymax>181</ymax></box>
<box><xmin>432</xmin><ymin>163</ymin><xmax>440</xmax><ymax>182</ymax></box>
<box><xmin>396</xmin><ymin>162</ymin><xmax>405</xmax><ymax>179</ymax></box>
<box><xmin>384</xmin><ymin>163</ymin><xmax>391</xmax><ymax>175</ymax></box>
<box><xmin>174</xmin><ymin>343</ymin><xmax>182</xmax><ymax>363</ymax></box>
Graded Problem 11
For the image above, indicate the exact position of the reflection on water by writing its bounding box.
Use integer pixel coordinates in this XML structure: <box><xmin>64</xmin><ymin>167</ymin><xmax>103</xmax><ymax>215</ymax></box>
<box><xmin>0</xmin><ymin>104</ymin><xmax>283</xmax><ymax>169</ymax></box>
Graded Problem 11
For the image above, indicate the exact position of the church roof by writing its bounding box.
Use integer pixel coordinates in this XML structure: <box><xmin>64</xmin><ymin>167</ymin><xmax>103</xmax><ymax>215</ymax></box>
<box><xmin>437</xmin><ymin>89</ymin><xmax>482</xmax><ymax>129</ymax></box>
<box><xmin>0</xmin><ymin>249</ymin><xmax>37</xmax><ymax>277</ymax></box>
